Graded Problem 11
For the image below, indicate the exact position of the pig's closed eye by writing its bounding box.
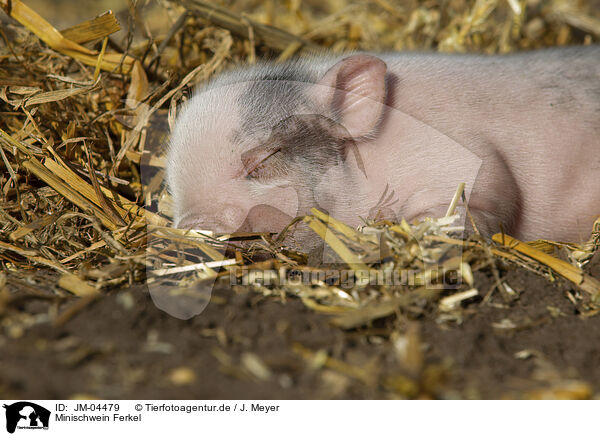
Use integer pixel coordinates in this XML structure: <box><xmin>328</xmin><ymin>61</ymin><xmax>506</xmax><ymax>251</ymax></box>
<box><xmin>242</xmin><ymin>146</ymin><xmax>282</xmax><ymax>180</ymax></box>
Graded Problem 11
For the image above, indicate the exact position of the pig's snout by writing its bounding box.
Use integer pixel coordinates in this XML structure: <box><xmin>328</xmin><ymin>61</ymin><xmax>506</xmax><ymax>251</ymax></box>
<box><xmin>176</xmin><ymin>204</ymin><xmax>295</xmax><ymax>235</ymax></box>
<box><xmin>243</xmin><ymin>205</ymin><xmax>293</xmax><ymax>232</ymax></box>
<box><xmin>176</xmin><ymin>205</ymin><xmax>249</xmax><ymax>232</ymax></box>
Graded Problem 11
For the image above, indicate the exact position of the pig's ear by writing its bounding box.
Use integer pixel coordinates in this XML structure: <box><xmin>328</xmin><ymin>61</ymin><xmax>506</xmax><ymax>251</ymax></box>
<box><xmin>314</xmin><ymin>54</ymin><xmax>387</xmax><ymax>138</ymax></box>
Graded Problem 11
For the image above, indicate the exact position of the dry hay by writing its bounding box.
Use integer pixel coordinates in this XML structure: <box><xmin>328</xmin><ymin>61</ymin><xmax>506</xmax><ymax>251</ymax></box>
<box><xmin>0</xmin><ymin>0</ymin><xmax>599</xmax><ymax>397</ymax></box>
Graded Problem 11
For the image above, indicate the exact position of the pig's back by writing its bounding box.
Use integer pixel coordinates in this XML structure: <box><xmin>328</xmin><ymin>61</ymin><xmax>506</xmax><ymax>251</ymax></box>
<box><xmin>380</xmin><ymin>46</ymin><xmax>600</xmax><ymax>241</ymax></box>
<box><xmin>199</xmin><ymin>47</ymin><xmax>599</xmax><ymax>241</ymax></box>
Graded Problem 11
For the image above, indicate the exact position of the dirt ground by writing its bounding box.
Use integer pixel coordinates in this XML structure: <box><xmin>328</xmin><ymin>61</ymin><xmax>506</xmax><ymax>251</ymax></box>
<box><xmin>2</xmin><ymin>251</ymin><xmax>598</xmax><ymax>400</ymax></box>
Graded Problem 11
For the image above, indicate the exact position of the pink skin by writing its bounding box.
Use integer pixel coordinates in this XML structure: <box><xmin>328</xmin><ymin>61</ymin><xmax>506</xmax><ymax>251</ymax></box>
<box><xmin>167</xmin><ymin>48</ymin><xmax>600</xmax><ymax>244</ymax></box>
<box><xmin>168</xmin><ymin>92</ymin><xmax>299</xmax><ymax>233</ymax></box>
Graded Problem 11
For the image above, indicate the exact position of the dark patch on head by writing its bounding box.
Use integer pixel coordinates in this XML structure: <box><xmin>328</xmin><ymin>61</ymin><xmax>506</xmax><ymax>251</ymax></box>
<box><xmin>242</xmin><ymin>114</ymin><xmax>365</xmax><ymax>185</ymax></box>
<box><xmin>241</xmin><ymin>114</ymin><xmax>361</xmax><ymax>216</ymax></box>
<box><xmin>236</xmin><ymin>61</ymin><xmax>318</xmax><ymax>135</ymax></box>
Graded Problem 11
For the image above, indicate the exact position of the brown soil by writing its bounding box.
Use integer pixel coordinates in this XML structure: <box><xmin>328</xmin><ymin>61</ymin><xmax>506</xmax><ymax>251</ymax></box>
<box><xmin>2</xmin><ymin>252</ymin><xmax>599</xmax><ymax>400</ymax></box>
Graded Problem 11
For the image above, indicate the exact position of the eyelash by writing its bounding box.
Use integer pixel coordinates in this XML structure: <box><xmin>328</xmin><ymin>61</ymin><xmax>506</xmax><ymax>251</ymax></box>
<box><xmin>244</xmin><ymin>149</ymin><xmax>282</xmax><ymax>180</ymax></box>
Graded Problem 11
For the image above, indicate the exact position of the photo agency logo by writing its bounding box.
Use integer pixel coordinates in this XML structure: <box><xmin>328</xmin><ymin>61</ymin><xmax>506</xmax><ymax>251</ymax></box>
<box><xmin>137</xmin><ymin>65</ymin><xmax>481</xmax><ymax>320</ymax></box>
<box><xmin>3</xmin><ymin>402</ymin><xmax>50</xmax><ymax>434</ymax></box>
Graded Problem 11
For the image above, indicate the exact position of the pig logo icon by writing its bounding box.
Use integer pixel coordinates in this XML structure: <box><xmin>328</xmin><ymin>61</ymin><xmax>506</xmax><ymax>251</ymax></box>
<box><xmin>2</xmin><ymin>402</ymin><xmax>50</xmax><ymax>433</ymax></box>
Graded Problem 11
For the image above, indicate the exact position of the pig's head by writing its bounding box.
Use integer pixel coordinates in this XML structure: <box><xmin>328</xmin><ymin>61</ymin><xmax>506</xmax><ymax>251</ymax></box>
<box><xmin>166</xmin><ymin>54</ymin><xmax>387</xmax><ymax>243</ymax></box>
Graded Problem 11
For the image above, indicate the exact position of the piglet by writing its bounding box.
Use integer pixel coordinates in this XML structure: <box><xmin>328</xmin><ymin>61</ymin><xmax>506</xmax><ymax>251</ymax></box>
<box><xmin>167</xmin><ymin>46</ymin><xmax>600</xmax><ymax>246</ymax></box>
